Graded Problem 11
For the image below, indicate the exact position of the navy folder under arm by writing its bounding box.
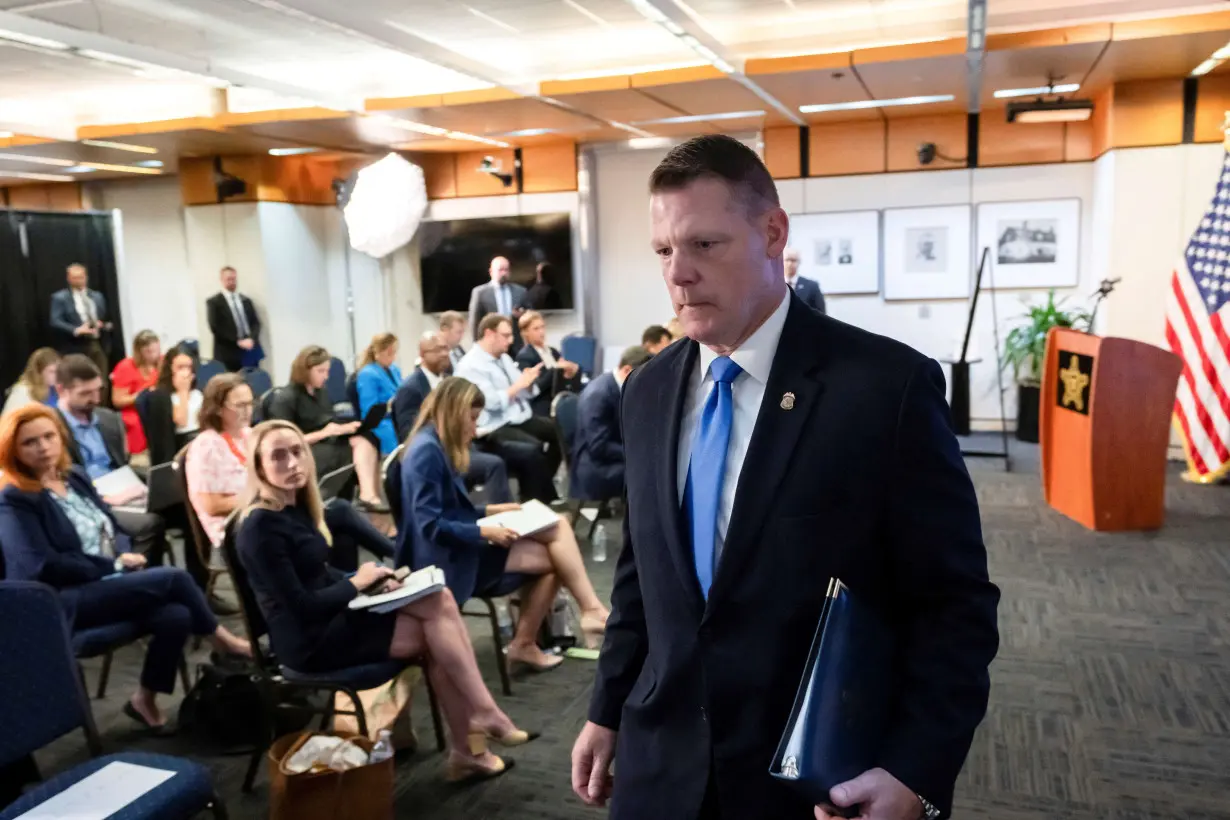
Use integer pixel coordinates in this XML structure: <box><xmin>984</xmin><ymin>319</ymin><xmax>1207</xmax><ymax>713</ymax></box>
<box><xmin>769</xmin><ymin>578</ymin><xmax>897</xmax><ymax>812</ymax></box>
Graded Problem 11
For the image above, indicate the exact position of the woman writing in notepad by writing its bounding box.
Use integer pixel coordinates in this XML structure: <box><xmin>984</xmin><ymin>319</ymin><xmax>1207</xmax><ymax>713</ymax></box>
<box><xmin>236</xmin><ymin>419</ymin><xmax>533</xmax><ymax>783</ymax></box>
<box><xmin>399</xmin><ymin>377</ymin><xmax>608</xmax><ymax>673</ymax></box>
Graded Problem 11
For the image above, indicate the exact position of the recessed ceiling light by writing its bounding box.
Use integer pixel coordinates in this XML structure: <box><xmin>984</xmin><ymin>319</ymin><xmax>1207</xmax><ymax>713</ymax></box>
<box><xmin>268</xmin><ymin>147</ymin><xmax>319</xmax><ymax>156</ymax></box>
<box><xmin>993</xmin><ymin>84</ymin><xmax>1080</xmax><ymax>99</ymax></box>
<box><xmin>634</xmin><ymin>110</ymin><xmax>765</xmax><ymax>125</ymax></box>
<box><xmin>799</xmin><ymin>94</ymin><xmax>954</xmax><ymax>113</ymax></box>
<box><xmin>80</xmin><ymin>139</ymin><xmax>158</xmax><ymax>154</ymax></box>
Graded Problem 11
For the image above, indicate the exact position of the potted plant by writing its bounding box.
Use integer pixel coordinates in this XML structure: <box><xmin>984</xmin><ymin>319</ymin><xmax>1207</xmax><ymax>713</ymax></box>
<box><xmin>1001</xmin><ymin>291</ymin><xmax>1092</xmax><ymax>442</ymax></box>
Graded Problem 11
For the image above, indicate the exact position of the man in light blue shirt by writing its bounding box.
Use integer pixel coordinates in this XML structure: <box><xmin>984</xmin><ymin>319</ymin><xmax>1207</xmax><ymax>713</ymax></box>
<box><xmin>456</xmin><ymin>313</ymin><xmax>561</xmax><ymax>502</ymax></box>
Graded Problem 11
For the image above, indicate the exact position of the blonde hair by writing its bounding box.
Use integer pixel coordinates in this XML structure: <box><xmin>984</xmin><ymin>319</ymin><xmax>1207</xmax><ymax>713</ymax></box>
<box><xmin>357</xmin><ymin>333</ymin><xmax>398</xmax><ymax>370</ymax></box>
<box><xmin>410</xmin><ymin>377</ymin><xmax>484</xmax><ymax>475</ymax></box>
<box><xmin>239</xmin><ymin>420</ymin><xmax>332</xmax><ymax>545</ymax></box>
<box><xmin>518</xmin><ymin>310</ymin><xmax>543</xmax><ymax>332</ymax></box>
<box><xmin>17</xmin><ymin>347</ymin><xmax>60</xmax><ymax>403</ymax></box>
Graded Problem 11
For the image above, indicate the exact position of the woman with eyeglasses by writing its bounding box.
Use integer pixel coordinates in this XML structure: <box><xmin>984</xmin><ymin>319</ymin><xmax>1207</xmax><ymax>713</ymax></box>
<box><xmin>0</xmin><ymin>404</ymin><xmax>250</xmax><ymax>732</ymax></box>
<box><xmin>237</xmin><ymin>420</ymin><xmax>533</xmax><ymax>783</ymax></box>
<box><xmin>185</xmin><ymin>374</ymin><xmax>254</xmax><ymax>561</ymax></box>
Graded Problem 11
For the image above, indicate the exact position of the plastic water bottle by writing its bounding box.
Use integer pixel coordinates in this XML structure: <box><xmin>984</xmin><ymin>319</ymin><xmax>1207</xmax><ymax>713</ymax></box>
<box><xmin>368</xmin><ymin>730</ymin><xmax>394</xmax><ymax>764</ymax></box>
<box><xmin>591</xmin><ymin>522</ymin><xmax>608</xmax><ymax>563</ymax></box>
<box><xmin>495</xmin><ymin>599</ymin><xmax>514</xmax><ymax>643</ymax></box>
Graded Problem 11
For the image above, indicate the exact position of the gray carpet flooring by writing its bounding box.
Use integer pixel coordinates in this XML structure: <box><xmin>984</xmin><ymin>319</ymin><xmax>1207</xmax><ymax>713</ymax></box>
<box><xmin>27</xmin><ymin>440</ymin><xmax>1230</xmax><ymax>819</ymax></box>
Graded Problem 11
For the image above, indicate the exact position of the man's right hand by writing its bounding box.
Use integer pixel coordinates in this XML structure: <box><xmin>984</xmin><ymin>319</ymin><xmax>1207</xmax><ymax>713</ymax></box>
<box><xmin>571</xmin><ymin>721</ymin><xmax>617</xmax><ymax>807</ymax></box>
<box><xmin>517</xmin><ymin>363</ymin><xmax>543</xmax><ymax>391</ymax></box>
<box><xmin>74</xmin><ymin>324</ymin><xmax>94</xmax><ymax>337</ymax></box>
<box><xmin>237</xmin><ymin>338</ymin><xmax>255</xmax><ymax>351</ymax></box>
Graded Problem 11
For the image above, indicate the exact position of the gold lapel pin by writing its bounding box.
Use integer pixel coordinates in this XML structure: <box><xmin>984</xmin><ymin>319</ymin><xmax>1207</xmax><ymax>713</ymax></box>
<box><xmin>780</xmin><ymin>391</ymin><xmax>796</xmax><ymax>410</ymax></box>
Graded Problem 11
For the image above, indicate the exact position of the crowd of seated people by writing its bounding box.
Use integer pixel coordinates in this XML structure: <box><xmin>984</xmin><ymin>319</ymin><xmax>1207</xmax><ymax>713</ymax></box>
<box><xmin>0</xmin><ymin>305</ymin><xmax>670</xmax><ymax>801</ymax></box>
<box><xmin>2</xmin><ymin>347</ymin><xmax>60</xmax><ymax>418</ymax></box>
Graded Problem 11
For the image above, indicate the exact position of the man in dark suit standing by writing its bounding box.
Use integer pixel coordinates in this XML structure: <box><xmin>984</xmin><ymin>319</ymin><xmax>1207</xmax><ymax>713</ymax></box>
<box><xmin>572</xmin><ymin>345</ymin><xmax>651</xmax><ymax>501</ymax></box>
<box><xmin>784</xmin><ymin>246</ymin><xmax>826</xmax><ymax>315</ymax></box>
<box><xmin>392</xmin><ymin>332</ymin><xmax>512</xmax><ymax>503</ymax></box>
<box><xmin>571</xmin><ymin>136</ymin><xmax>999</xmax><ymax>820</ymax></box>
<box><xmin>467</xmin><ymin>256</ymin><xmax>527</xmax><ymax>352</ymax></box>
<box><xmin>49</xmin><ymin>263</ymin><xmax>113</xmax><ymax>382</ymax></box>
<box><xmin>206</xmin><ymin>266</ymin><xmax>261</xmax><ymax>372</ymax></box>
<box><xmin>514</xmin><ymin>310</ymin><xmax>580</xmax><ymax>417</ymax></box>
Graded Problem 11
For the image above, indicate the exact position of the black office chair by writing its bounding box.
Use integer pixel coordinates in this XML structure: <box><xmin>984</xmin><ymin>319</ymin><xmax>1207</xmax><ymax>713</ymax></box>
<box><xmin>219</xmin><ymin>513</ymin><xmax>444</xmax><ymax>793</ymax></box>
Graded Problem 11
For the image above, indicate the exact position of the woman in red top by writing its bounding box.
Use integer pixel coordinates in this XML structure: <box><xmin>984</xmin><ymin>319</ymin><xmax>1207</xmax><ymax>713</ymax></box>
<box><xmin>110</xmin><ymin>330</ymin><xmax>162</xmax><ymax>456</ymax></box>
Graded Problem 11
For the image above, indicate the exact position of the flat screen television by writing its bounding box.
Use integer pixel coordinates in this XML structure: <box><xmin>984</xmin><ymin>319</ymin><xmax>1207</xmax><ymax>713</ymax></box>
<box><xmin>419</xmin><ymin>213</ymin><xmax>574</xmax><ymax>313</ymax></box>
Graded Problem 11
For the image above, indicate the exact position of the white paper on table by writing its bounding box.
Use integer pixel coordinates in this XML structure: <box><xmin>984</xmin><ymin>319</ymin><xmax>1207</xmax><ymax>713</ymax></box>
<box><xmin>91</xmin><ymin>466</ymin><xmax>145</xmax><ymax>500</ymax></box>
<box><xmin>13</xmin><ymin>761</ymin><xmax>176</xmax><ymax>820</ymax></box>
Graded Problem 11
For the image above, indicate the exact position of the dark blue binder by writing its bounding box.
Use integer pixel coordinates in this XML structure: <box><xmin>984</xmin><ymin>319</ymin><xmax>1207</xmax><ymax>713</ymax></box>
<box><xmin>769</xmin><ymin>578</ymin><xmax>897</xmax><ymax>814</ymax></box>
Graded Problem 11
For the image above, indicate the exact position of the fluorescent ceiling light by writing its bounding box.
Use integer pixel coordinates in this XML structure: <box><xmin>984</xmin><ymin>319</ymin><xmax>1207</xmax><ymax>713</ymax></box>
<box><xmin>993</xmin><ymin>84</ymin><xmax>1079</xmax><ymax>99</ymax></box>
<box><xmin>0</xmin><ymin>152</ymin><xmax>162</xmax><ymax>174</ymax></box>
<box><xmin>609</xmin><ymin>120</ymin><xmax>655</xmax><ymax>137</ymax></box>
<box><xmin>627</xmin><ymin>137</ymin><xmax>674</xmax><ymax>150</ymax></box>
<box><xmin>134</xmin><ymin>160</ymin><xmax>164</xmax><ymax>168</ymax></box>
<box><xmin>1192</xmin><ymin>58</ymin><xmax>1221</xmax><ymax>77</ymax></box>
<box><xmin>65</xmin><ymin>166</ymin><xmax>97</xmax><ymax>173</ymax></box>
<box><xmin>75</xmin><ymin>48</ymin><xmax>230</xmax><ymax>87</ymax></box>
<box><xmin>0</xmin><ymin>170</ymin><xmax>75</xmax><ymax>182</ymax></box>
<box><xmin>0</xmin><ymin>28</ymin><xmax>69</xmax><ymax>50</ymax></box>
<box><xmin>1006</xmin><ymin>98</ymin><xmax>1093</xmax><ymax>123</ymax></box>
<box><xmin>634</xmin><ymin>110</ymin><xmax>765</xmax><ymax>125</ymax></box>
<box><xmin>268</xmin><ymin>147</ymin><xmax>319</xmax><ymax>156</ymax></box>
<box><xmin>375</xmin><ymin>116</ymin><xmax>449</xmax><ymax>137</ymax></box>
<box><xmin>1215</xmin><ymin>44</ymin><xmax>1230</xmax><ymax>60</ymax></box>
<box><xmin>80</xmin><ymin>139</ymin><xmax>158</xmax><ymax>154</ymax></box>
<box><xmin>800</xmin><ymin>94</ymin><xmax>954</xmax><ymax>113</ymax></box>
<box><xmin>1009</xmin><ymin>108</ymin><xmax>1092</xmax><ymax>123</ymax></box>
<box><xmin>499</xmin><ymin>128</ymin><xmax>559</xmax><ymax>138</ymax></box>
<box><xmin>0</xmin><ymin>131</ymin><xmax>11</xmax><ymax>139</ymax></box>
<box><xmin>0</xmin><ymin>152</ymin><xmax>73</xmax><ymax>167</ymax></box>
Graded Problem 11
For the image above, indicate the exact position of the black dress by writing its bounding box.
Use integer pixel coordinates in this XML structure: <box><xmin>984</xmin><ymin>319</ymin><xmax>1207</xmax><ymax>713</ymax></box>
<box><xmin>236</xmin><ymin>505</ymin><xmax>394</xmax><ymax>672</ymax></box>
<box><xmin>274</xmin><ymin>384</ymin><xmax>351</xmax><ymax>477</ymax></box>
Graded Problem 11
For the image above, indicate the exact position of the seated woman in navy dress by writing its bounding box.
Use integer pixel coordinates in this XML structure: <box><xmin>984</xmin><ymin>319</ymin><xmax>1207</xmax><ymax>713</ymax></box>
<box><xmin>399</xmin><ymin>377</ymin><xmax>609</xmax><ymax>673</ymax></box>
<box><xmin>0</xmin><ymin>404</ymin><xmax>250</xmax><ymax>732</ymax></box>
<box><xmin>236</xmin><ymin>419</ymin><xmax>533</xmax><ymax>783</ymax></box>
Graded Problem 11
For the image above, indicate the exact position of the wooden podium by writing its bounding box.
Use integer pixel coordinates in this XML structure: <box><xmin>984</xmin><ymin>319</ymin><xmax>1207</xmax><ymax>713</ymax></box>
<box><xmin>1039</xmin><ymin>328</ymin><xmax>1182</xmax><ymax>531</ymax></box>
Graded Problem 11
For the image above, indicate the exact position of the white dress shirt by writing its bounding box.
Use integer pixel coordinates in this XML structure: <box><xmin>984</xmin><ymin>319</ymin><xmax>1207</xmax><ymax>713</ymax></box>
<box><xmin>676</xmin><ymin>289</ymin><xmax>791</xmax><ymax>565</ymax></box>
<box><xmin>423</xmin><ymin>367</ymin><xmax>442</xmax><ymax>390</ymax></box>
<box><xmin>533</xmin><ymin>344</ymin><xmax>557</xmax><ymax>368</ymax></box>
<box><xmin>455</xmin><ymin>346</ymin><xmax>538</xmax><ymax>436</ymax></box>
<box><xmin>72</xmin><ymin>289</ymin><xmax>96</xmax><ymax>324</ymax></box>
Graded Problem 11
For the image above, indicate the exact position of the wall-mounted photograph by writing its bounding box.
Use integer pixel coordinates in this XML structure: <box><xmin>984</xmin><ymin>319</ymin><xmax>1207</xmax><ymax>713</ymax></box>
<box><xmin>788</xmin><ymin>210</ymin><xmax>880</xmax><ymax>295</ymax></box>
<box><xmin>883</xmin><ymin>205</ymin><xmax>971</xmax><ymax>300</ymax></box>
<box><xmin>977</xmin><ymin>199</ymin><xmax>1080</xmax><ymax>289</ymax></box>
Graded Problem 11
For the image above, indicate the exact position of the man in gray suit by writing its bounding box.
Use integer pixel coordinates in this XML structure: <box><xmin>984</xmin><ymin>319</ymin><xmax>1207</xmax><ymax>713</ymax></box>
<box><xmin>467</xmin><ymin>256</ymin><xmax>528</xmax><ymax>352</ymax></box>
<box><xmin>49</xmin><ymin>263</ymin><xmax>113</xmax><ymax>381</ymax></box>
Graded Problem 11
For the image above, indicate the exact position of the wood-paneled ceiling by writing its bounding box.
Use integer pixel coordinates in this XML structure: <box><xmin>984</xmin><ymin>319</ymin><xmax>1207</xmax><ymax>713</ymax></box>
<box><xmin>2</xmin><ymin>2</ymin><xmax>1230</xmax><ymax>185</ymax></box>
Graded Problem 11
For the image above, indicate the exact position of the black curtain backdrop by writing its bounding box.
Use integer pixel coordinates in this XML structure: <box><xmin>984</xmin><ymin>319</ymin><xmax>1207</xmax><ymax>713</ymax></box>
<box><xmin>0</xmin><ymin>211</ymin><xmax>123</xmax><ymax>390</ymax></box>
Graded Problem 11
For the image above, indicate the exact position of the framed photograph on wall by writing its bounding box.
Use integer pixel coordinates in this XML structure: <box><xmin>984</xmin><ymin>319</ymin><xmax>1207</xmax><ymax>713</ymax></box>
<box><xmin>976</xmin><ymin>198</ymin><xmax>1080</xmax><ymax>289</ymax></box>
<box><xmin>883</xmin><ymin>205</ymin><xmax>972</xmax><ymax>300</ymax></box>
<box><xmin>788</xmin><ymin>210</ymin><xmax>880</xmax><ymax>295</ymax></box>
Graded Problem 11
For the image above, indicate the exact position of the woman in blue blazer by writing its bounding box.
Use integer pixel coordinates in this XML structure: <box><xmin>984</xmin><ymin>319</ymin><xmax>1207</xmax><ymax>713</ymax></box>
<box><xmin>354</xmin><ymin>333</ymin><xmax>402</xmax><ymax>456</ymax></box>
<box><xmin>0</xmin><ymin>405</ymin><xmax>250</xmax><ymax>731</ymax></box>
<box><xmin>398</xmin><ymin>377</ymin><xmax>609</xmax><ymax>672</ymax></box>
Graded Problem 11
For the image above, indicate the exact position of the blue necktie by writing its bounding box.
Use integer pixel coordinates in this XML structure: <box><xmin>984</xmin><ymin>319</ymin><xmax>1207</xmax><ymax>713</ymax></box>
<box><xmin>686</xmin><ymin>356</ymin><xmax>743</xmax><ymax>599</ymax></box>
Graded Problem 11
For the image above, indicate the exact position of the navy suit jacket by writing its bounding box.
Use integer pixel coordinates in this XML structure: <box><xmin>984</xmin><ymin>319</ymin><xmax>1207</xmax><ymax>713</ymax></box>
<box><xmin>49</xmin><ymin>289</ymin><xmax>109</xmax><ymax>353</ymax></box>
<box><xmin>396</xmin><ymin>426</ymin><xmax>490</xmax><ymax>603</ymax></box>
<box><xmin>590</xmin><ymin>293</ymin><xmax>999</xmax><ymax>820</ymax></box>
<box><xmin>515</xmin><ymin>344</ymin><xmax>564</xmax><ymax>417</ymax></box>
<box><xmin>392</xmin><ymin>368</ymin><xmax>433</xmax><ymax>444</ymax></box>
<box><xmin>571</xmin><ymin>371</ymin><xmax>623</xmax><ymax>500</ymax></box>
<box><xmin>0</xmin><ymin>468</ymin><xmax>134</xmax><ymax>626</ymax></box>
<box><xmin>792</xmin><ymin>275</ymin><xmax>826</xmax><ymax>315</ymax></box>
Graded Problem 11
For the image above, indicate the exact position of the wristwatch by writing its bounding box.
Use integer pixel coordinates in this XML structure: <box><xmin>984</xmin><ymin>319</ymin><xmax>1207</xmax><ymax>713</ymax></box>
<box><xmin>917</xmin><ymin>794</ymin><xmax>940</xmax><ymax>820</ymax></box>
<box><xmin>113</xmin><ymin>557</ymin><xmax>125</xmax><ymax>572</ymax></box>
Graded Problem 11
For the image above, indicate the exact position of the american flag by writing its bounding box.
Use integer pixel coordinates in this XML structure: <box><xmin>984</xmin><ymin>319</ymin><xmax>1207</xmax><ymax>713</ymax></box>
<box><xmin>1165</xmin><ymin>150</ymin><xmax>1230</xmax><ymax>483</ymax></box>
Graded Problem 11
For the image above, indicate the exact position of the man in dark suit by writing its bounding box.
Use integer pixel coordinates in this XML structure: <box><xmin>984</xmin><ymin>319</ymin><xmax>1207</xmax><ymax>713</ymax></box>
<box><xmin>784</xmin><ymin>246</ymin><xmax>827</xmax><ymax>315</ymax></box>
<box><xmin>571</xmin><ymin>136</ymin><xmax>999</xmax><ymax>820</ymax></box>
<box><xmin>572</xmin><ymin>345</ymin><xmax>651</xmax><ymax>501</ymax></box>
<box><xmin>54</xmin><ymin>355</ymin><xmax>168</xmax><ymax>567</ymax></box>
<box><xmin>439</xmin><ymin>310</ymin><xmax>468</xmax><ymax>373</ymax></box>
<box><xmin>392</xmin><ymin>332</ymin><xmax>512</xmax><ymax>503</ymax></box>
<box><xmin>515</xmin><ymin>310</ymin><xmax>580</xmax><ymax>417</ymax></box>
<box><xmin>49</xmin><ymin>263</ymin><xmax>113</xmax><ymax>384</ymax></box>
<box><xmin>641</xmin><ymin>324</ymin><xmax>673</xmax><ymax>356</ymax></box>
<box><xmin>467</xmin><ymin>256</ymin><xmax>527</xmax><ymax>352</ymax></box>
<box><xmin>206</xmin><ymin>266</ymin><xmax>262</xmax><ymax>372</ymax></box>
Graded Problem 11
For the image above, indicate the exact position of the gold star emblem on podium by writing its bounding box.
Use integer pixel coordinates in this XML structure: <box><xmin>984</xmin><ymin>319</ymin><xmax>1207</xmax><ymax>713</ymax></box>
<box><xmin>1059</xmin><ymin>354</ymin><xmax>1090</xmax><ymax>411</ymax></box>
